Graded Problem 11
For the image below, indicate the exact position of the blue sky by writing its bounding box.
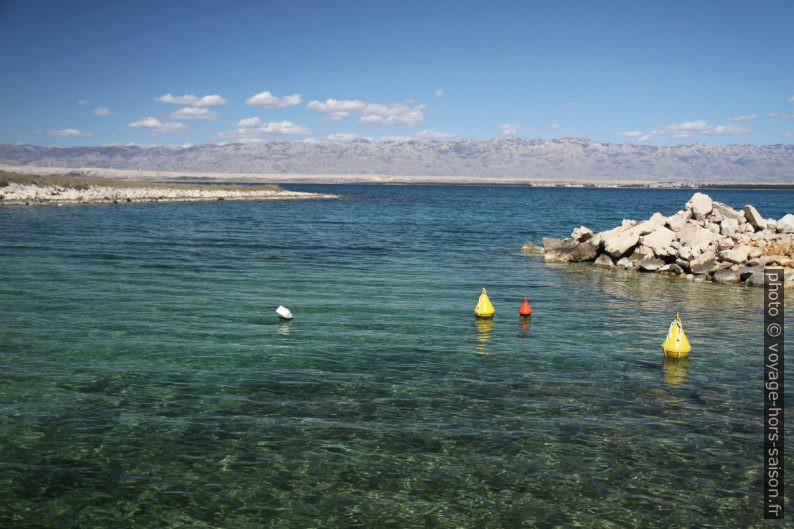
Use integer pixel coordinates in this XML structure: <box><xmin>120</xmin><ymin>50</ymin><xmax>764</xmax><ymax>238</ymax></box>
<box><xmin>1</xmin><ymin>0</ymin><xmax>792</xmax><ymax>147</ymax></box>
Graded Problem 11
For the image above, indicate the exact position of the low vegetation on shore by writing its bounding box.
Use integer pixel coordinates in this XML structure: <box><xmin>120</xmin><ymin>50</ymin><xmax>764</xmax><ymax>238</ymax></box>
<box><xmin>526</xmin><ymin>192</ymin><xmax>794</xmax><ymax>288</ymax></box>
<box><xmin>0</xmin><ymin>170</ymin><xmax>337</xmax><ymax>204</ymax></box>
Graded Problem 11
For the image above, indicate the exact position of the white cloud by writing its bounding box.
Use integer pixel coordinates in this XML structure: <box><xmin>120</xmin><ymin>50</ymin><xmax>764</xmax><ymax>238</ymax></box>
<box><xmin>216</xmin><ymin>119</ymin><xmax>311</xmax><ymax>142</ymax></box>
<box><xmin>785</xmin><ymin>132</ymin><xmax>793</xmax><ymax>138</ymax></box>
<box><xmin>195</xmin><ymin>94</ymin><xmax>226</xmax><ymax>107</ymax></box>
<box><xmin>620</xmin><ymin>119</ymin><xmax>751</xmax><ymax>142</ymax></box>
<box><xmin>435</xmin><ymin>88</ymin><xmax>445</xmax><ymax>97</ymax></box>
<box><xmin>498</xmin><ymin>123</ymin><xmax>522</xmax><ymax>136</ymax></box>
<box><xmin>156</xmin><ymin>93</ymin><xmax>227</xmax><ymax>107</ymax></box>
<box><xmin>236</xmin><ymin>117</ymin><xmax>263</xmax><ymax>127</ymax></box>
<box><xmin>550</xmin><ymin>123</ymin><xmax>560</xmax><ymax>129</ymax></box>
<box><xmin>92</xmin><ymin>107</ymin><xmax>111</xmax><ymax>116</ymax></box>
<box><xmin>171</xmin><ymin>107</ymin><xmax>218</xmax><ymax>120</ymax></box>
<box><xmin>787</xmin><ymin>96</ymin><xmax>794</xmax><ymax>103</ymax></box>
<box><xmin>568</xmin><ymin>101</ymin><xmax>583</xmax><ymax>107</ymax></box>
<box><xmin>128</xmin><ymin>117</ymin><xmax>187</xmax><ymax>134</ymax></box>
<box><xmin>245</xmin><ymin>91</ymin><xmax>302</xmax><ymax>108</ymax></box>
<box><xmin>77</xmin><ymin>99</ymin><xmax>89</xmax><ymax>105</ymax></box>
<box><xmin>326</xmin><ymin>133</ymin><xmax>369</xmax><ymax>142</ymax></box>
<box><xmin>307</xmin><ymin>98</ymin><xmax>426</xmax><ymax>126</ymax></box>
<box><xmin>726</xmin><ymin>114</ymin><xmax>756</xmax><ymax>122</ymax></box>
<box><xmin>766</xmin><ymin>111</ymin><xmax>794</xmax><ymax>120</ymax></box>
<box><xmin>381</xmin><ymin>130</ymin><xmax>454</xmax><ymax>141</ymax></box>
<box><xmin>48</xmin><ymin>128</ymin><xmax>93</xmax><ymax>137</ymax></box>
<box><xmin>650</xmin><ymin>120</ymin><xmax>750</xmax><ymax>138</ymax></box>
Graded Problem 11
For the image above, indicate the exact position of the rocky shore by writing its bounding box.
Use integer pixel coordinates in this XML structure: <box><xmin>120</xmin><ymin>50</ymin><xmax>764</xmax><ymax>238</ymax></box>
<box><xmin>0</xmin><ymin>173</ymin><xmax>338</xmax><ymax>205</ymax></box>
<box><xmin>525</xmin><ymin>193</ymin><xmax>794</xmax><ymax>288</ymax></box>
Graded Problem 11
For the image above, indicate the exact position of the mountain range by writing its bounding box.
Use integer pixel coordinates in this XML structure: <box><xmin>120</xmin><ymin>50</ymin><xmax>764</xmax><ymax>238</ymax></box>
<box><xmin>1</xmin><ymin>138</ymin><xmax>792</xmax><ymax>184</ymax></box>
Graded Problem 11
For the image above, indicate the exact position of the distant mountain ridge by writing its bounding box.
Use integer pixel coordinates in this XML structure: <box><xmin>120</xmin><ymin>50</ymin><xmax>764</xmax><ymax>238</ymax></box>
<box><xmin>1</xmin><ymin>138</ymin><xmax>792</xmax><ymax>183</ymax></box>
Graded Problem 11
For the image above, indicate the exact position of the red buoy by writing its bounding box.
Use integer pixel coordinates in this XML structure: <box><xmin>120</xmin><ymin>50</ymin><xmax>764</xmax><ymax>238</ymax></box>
<box><xmin>518</xmin><ymin>298</ymin><xmax>533</xmax><ymax>316</ymax></box>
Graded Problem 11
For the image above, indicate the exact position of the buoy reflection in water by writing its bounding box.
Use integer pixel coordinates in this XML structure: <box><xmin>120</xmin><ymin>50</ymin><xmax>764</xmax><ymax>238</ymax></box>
<box><xmin>278</xmin><ymin>321</ymin><xmax>292</xmax><ymax>336</ymax></box>
<box><xmin>475</xmin><ymin>318</ymin><xmax>493</xmax><ymax>355</ymax></box>
<box><xmin>662</xmin><ymin>357</ymin><xmax>689</xmax><ymax>388</ymax></box>
<box><xmin>519</xmin><ymin>316</ymin><xmax>531</xmax><ymax>337</ymax></box>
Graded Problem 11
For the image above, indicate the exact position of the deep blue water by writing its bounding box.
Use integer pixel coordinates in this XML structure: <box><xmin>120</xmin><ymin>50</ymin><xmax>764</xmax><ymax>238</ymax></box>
<box><xmin>0</xmin><ymin>185</ymin><xmax>792</xmax><ymax>528</ymax></box>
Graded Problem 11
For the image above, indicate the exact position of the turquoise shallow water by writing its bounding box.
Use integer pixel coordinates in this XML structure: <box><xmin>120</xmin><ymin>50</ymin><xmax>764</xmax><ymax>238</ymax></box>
<box><xmin>0</xmin><ymin>185</ymin><xmax>792</xmax><ymax>528</ymax></box>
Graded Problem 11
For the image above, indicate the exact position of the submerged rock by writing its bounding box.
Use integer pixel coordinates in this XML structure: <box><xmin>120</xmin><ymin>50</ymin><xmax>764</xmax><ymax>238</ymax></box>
<box><xmin>713</xmin><ymin>269</ymin><xmax>741</xmax><ymax>284</ymax></box>
<box><xmin>594</xmin><ymin>254</ymin><xmax>615</xmax><ymax>267</ymax></box>
<box><xmin>543</xmin><ymin>237</ymin><xmax>597</xmax><ymax>263</ymax></box>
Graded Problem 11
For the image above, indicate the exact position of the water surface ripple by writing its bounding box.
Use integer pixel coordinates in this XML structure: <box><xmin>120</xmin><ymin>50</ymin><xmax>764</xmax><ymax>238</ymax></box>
<box><xmin>1</xmin><ymin>186</ymin><xmax>792</xmax><ymax>528</ymax></box>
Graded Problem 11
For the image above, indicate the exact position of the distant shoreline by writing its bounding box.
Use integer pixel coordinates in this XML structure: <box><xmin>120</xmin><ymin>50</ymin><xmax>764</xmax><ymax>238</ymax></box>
<box><xmin>2</xmin><ymin>163</ymin><xmax>793</xmax><ymax>190</ymax></box>
<box><xmin>0</xmin><ymin>169</ymin><xmax>339</xmax><ymax>205</ymax></box>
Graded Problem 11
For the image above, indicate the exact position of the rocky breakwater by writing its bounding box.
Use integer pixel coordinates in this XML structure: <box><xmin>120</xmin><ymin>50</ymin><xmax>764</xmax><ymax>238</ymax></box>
<box><xmin>529</xmin><ymin>193</ymin><xmax>794</xmax><ymax>288</ymax></box>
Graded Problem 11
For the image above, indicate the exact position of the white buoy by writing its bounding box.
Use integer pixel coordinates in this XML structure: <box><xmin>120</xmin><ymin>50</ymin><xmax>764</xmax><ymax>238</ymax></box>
<box><xmin>276</xmin><ymin>305</ymin><xmax>293</xmax><ymax>320</ymax></box>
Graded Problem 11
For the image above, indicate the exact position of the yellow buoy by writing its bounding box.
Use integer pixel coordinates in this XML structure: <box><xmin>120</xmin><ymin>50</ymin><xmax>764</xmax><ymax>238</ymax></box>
<box><xmin>661</xmin><ymin>313</ymin><xmax>691</xmax><ymax>359</ymax></box>
<box><xmin>474</xmin><ymin>288</ymin><xmax>495</xmax><ymax>318</ymax></box>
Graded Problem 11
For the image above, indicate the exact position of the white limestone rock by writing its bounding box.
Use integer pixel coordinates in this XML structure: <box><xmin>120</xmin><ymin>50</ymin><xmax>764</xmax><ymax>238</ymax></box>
<box><xmin>777</xmin><ymin>214</ymin><xmax>794</xmax><ymax>234</ymax></box>
<box><xmin>743</xmin><ymin>205</ymin><xmax>765</xmax><ymax>230</ymax></box>
<box><xmin>640</xmin><ymin>225</ymin><xmax>676</xmax><ymax>256</ymax></box>
<box><xmin>686</xmin><ymin>192</ymin><xmax>713</xmax><ymax>220</ymax></box>
<box><xmin>666</xmin><ymin>211</ymin><xmax>688</xmax><ymax>232</ymax></box>
<box><xmin>713</xmin><ymin>202</ymin><xmax>745</xmax><ymax>222</ymax></box>
<box><xmin>570</xmin><ymin>226</ymin><xmax>594</xmax><ymax>242</ymax></box>
<box><xmin>718</xmin><ymin>245</ymin><xmax>750</xmax><ymax>264</ymax></box>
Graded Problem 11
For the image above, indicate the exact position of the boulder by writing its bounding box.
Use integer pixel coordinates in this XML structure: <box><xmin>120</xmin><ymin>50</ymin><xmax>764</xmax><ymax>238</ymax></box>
<box><xmin>712</xmin><ymin>269</ymin><xmax>741</xmax><ymax>284</ymax></box>
<box><xmin>542</xmin><ymin>237</ymin><xmax>566</xmax><ymax>252</ymax></box>
<box><xmin>737</xmin><ymin>264</ymin><xmax>763</xmax><ymax>281</ymax></box>
<box><xmin>648</xmin><ymin>212</ymin><xmax>667</xmax><ymax>225</ymax></box>
<box><xmin>594</xmin><ymin>254</ymin><xmax>615</xmax><ymax>268</ymax></box>
<box><xmin>666</xmin><ymin>211</ymin><xmax>688</xmax><ymax>232</ymax></box>
<box><xmin>745</xmin><ymin>272</ymin><xmax>766</xmax><ymax>287</ymax></box>
<box><xmin>677</xmin><ymin>223</ymin><xmax>718</xmax><ymax>249</ymax></box>
<box><xmin>718</xmin><ymin>245</ymin><xmax>750</xmax><ymax>264</ymax></box>
<box><xmin>720</xmin><ymin>217</ymin><xmax>739</xmax><ymax>237</ymax></box>
<box><xmin>777</xmin><ymin>214</ymin><xmax>794</xmax><ymax>234</ymax></box>
<box><xmin>718</xmin><ymin>238</ymin><xmax>735</xmax><ymax>250</ymax></box>
<box><xmin>743</xmin><ymin>205</ymin><xmax>765</xmax><ymax>230</ymax></box>
<box><xmin>705</xmin><ymin>222</ymin><xmax>720</xmax><ymax>234</ymax></box>
<box><xmin>713</xmin><ymin>201</ymin><xmax>745</xmax><ymax>222</ymax></box>
<box><xmin>668</xmin><ymin>263</ymin><xmax>685</xmax><ymax>275</ymax></box>
<box><xmin>676</xmin><ymin>244</ymin><xmax>699</xmax><ymax>262</ymax></box>
<box><xmin>686</xmin><ymin>192</ymin><xmax>713</xmax><ymax>220</ymax></box>
<box><xmin>639</xmin><ymin>258</ymin><xmax>666</xmax><ymax>272</ymax></box>
<box><xmin>570</xmin><ymin>226</ymin><xmax>594</xmax><ymax>242</ymax></box>
<box><xmin>689</xmin><ymin>250</ymin><xmax>718</xmax><ymax>275</ymax></box>
<box><xmin>543</xmin><ymin>238</ymin><xmax>598</xmax><ymax>262</ymax></box>
<box><xmin>630</xmin><ymin>244</ymin><xmax>656</xmax><ymax>262</ymax></box>
<box><xmin>601</xmin><ymin>226</ymin><xmax>640</xmax><ymax>258</ymax></box>
<box><xmin>616</xmin><ymin>257</ymin><xmax>634</xmax><ymax>269</ymax></box>
<box><xmin>639</xmin><ymin>225</ymin><xmax>676</xmax><ymax>256</ymax></box>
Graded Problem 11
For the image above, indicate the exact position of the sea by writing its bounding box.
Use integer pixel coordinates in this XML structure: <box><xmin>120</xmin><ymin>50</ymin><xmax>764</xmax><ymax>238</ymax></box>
<box><xmin>1</xmin><ymin>185</ymin><xmax>792</xmax><ymax>528</ymax></box>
